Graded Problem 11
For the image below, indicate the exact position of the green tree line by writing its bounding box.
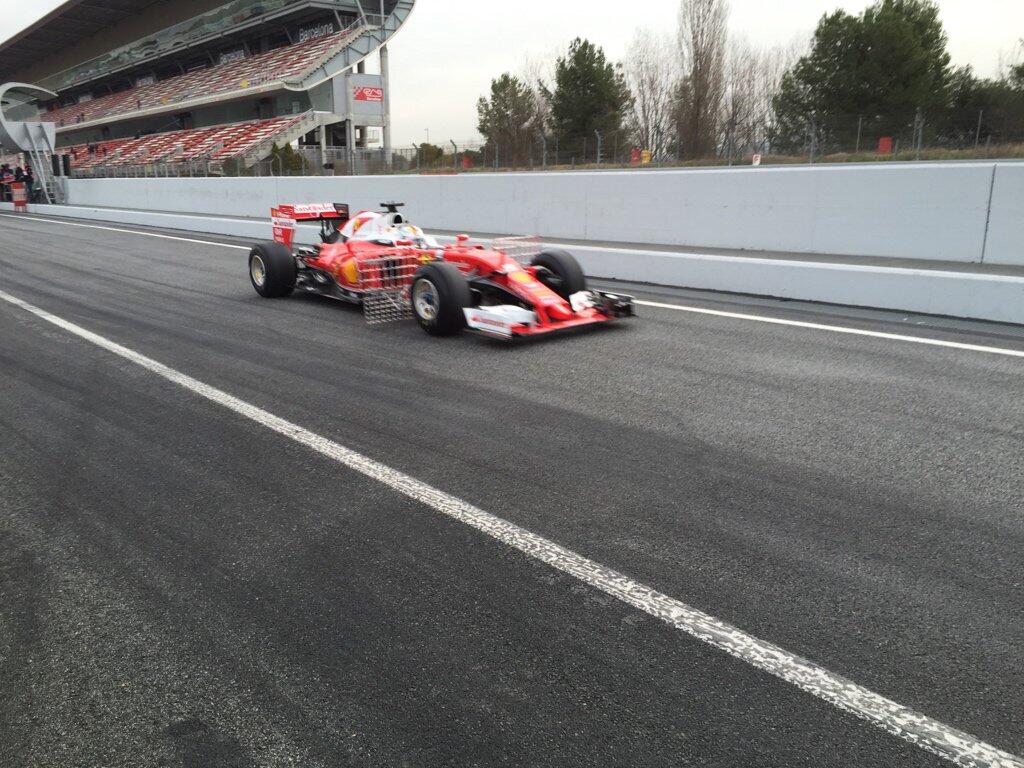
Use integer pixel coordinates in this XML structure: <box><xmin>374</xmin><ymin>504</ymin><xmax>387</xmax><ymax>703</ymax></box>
<box><xmin>475</xmin><ymin>0</ymin><xmax>1024</xmax><ymax>164</ymax></box>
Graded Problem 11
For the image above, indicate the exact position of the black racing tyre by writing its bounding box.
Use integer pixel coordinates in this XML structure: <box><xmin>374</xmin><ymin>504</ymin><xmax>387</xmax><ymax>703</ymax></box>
<box><xmin>249</xmin><ymin>241</ymin><xmax>296</xmax><ymax>298</ymax></box>
<box><xmin>410</xmin><ymin>262</ymin><xmax>471</xmax><ymax>336</ymax></box>
<box><xmin>532</xmin><ymin>249</ymin><xmax>586</xmax><ymax>299</ymax></box>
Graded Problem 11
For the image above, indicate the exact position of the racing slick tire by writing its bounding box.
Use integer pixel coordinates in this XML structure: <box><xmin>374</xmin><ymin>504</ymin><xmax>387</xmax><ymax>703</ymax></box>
<box><xmin>532</xmin><ymin>249</ymin><xmax>586</xmax><ymax>300</ymax></box>
<box><xmin>411</xmin><ymin>262</ymin><xmax>471</xmax><ymax>336</ymax></box>
<box><xmin>249</xmin><ymin>242</ymin><xmax>296</xmax><ymax>298</ymax></box>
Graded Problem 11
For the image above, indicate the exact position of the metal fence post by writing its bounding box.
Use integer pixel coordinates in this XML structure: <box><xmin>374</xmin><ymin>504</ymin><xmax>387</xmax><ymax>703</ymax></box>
<box><xmin>915</xmin><ymin>109</ymin><xmax>923</xmax><ymax>160</ymax></box>
<box><xmin>855</xmin><ymin>115</ymin><xmax>863</xmax><ymax>154</ymax></box>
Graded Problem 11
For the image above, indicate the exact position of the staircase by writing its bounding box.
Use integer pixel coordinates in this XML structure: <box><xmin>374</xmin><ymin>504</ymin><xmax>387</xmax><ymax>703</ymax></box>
<box><xmin>299</xmin><ymin>0</ymin><xmax>416</xmax><ymax>90</ymax></box>
<box><xmin>0</xmin><ymin>83</ymin><xmax>66</xmax><ymax>204</ymax></box>
<box><xmin>237</xmin><ymin>110</ymin><xmax>325</xmax><ymax>169</ymax></box>
<box><xmin>20</xmin><ymin>121</ymin><xmax>65</xmax><ymax>204</ymax></box>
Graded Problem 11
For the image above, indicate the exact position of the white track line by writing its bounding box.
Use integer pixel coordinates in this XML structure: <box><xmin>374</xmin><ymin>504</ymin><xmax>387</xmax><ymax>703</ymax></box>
<box><xmin>3</xmin><ymin>211</ymin><xmax>1023</xmax><ymax>359</ymax></box>
<box><xmin>636</xmin><ymin>300</ymin><xmax>1024</xmax><ymax>359</ymax></box>
<box><xmin>0</xmin><ymin>287</ymin><xmax>1020</xmax><ymax>768</ymax></box>
<box><xmin>0</xmin><ymin>212</ymin><xmax>250</xmax><ymax>250</ymax></box>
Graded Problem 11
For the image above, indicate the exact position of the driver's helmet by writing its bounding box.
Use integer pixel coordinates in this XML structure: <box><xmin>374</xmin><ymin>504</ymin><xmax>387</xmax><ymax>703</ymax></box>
<box><xmin>395</xmin><ymin>223</ymin><xmax>439</xmax><ymax>249</ymax></box>
<box><xmin>339</xmin><ymin>210</ymin><xmax>382</xmax><ymax>241</ymax></box>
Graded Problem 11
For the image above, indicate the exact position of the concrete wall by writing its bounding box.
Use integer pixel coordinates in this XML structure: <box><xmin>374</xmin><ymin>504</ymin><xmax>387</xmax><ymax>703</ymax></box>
<box><xmin>984</xmin><ymin>164</ymin><xmax>1024</xmax><ymax>267</ymax></box>
<box><xmin>66</xmin><ymin>162</ymin><xmax>1023</xmax><ymax>265</ymax></box>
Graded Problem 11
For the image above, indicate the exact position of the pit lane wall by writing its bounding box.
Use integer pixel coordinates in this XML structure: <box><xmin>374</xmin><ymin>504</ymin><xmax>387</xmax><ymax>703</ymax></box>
<box><xmin>61</xmin><ymin>162</ymin><xmax>1024</xmax><ymax>266</ymax></box>
<box><xmin>4</xmin><ymin>162</ymin><xmax>1024</xmax><ymax>324</ymax></box>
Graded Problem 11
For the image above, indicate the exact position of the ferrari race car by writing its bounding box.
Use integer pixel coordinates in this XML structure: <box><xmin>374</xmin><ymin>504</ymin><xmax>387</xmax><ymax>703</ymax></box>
<box><xmin>247</xmin><ymin>202</ymin><xmax>634</xmax><ymax>340</ymax></box>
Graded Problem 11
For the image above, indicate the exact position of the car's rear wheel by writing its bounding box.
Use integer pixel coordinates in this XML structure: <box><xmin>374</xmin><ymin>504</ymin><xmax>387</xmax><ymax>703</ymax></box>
<box><xmin>532</xmin><ymin>249</ymin><xmax>586</xmax><ymax>299</ymax></box>
<box><xmin>411</xmin><ymin>262</ymin><xmax>471</xmax><ymax>336</ymax></box>
<box><xmin>250</xmin><ymin>242</ymin><xmax>296</xmax><ymax>298</ymax></box>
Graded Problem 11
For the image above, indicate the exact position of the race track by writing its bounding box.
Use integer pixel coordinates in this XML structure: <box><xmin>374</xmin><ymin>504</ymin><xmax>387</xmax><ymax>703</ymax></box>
<box><xmin>1</xmin><ymin>212</ymin><xmax>1022</xmax><ymax>768</ymax></box>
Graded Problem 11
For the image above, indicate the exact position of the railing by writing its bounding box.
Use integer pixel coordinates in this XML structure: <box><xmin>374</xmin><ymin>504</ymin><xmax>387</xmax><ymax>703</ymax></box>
<box><xmin>68</xmin><ymin>104</ymin><xmax>1024</xmax><ymax>181</ymax></box>
<box><xmin>71</xmin><ymin>160</ymin><xmax>223</xmax><ymax>179</ymax></box>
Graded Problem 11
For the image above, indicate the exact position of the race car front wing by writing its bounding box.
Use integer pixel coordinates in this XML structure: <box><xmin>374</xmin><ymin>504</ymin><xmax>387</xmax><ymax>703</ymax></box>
<box><xmin>463</xmin><ymin>290</ymin><xmax>635</xmax><ymax>340</ymax></box>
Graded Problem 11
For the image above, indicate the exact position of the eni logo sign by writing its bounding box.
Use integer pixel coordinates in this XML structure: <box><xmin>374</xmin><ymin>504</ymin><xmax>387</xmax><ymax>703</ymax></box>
<box><xmin>353</xmin><ymin>86</ymin><xmax>384</xmax><ymax>102</ymax></box>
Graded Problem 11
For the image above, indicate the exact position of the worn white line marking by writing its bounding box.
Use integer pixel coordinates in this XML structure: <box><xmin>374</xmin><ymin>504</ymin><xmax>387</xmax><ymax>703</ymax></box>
<box><xmin>0</xmin><ymin>287</ymin><xmax>1020</xmax><ymax>768</ymax></box>
<box><xmin>0</xmin><ymin>212</ymin><xmax>251</xmax><ymax>250</ymax></box>
<box><xmin>3</xmin><ymin>211</ymin><xmax>1023</xmax><ymax>359</ymax></box>
<box><xmin>635</xmin><ymin>300</ymin><xmax>1024</xmax><ymax>359</ymax></box>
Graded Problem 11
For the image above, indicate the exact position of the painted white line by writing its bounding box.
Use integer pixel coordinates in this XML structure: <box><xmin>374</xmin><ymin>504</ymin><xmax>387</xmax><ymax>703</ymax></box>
<box><xmin>0</xmin><ymin>212</ymin><xmax>250</xmax><ymax>250</ymax></box>
<box><xmin>635</xmin><ymin>300</ymin><xmax>1024</xmax><ymax>359</ymax></box>
<box><xmin>4</xmin><ymin>211</ymin><xmax>1023</xmax><ymax>359</ymax></box>
<box><xmin>0</xmin><ymin>287</ymin><xmax>1019</xmax><ymax>768</ymax></box>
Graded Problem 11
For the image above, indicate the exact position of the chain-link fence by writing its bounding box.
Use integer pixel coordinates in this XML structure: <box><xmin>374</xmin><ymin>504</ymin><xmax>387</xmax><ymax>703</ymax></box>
<box><xmin>64</xmin><ymin>106</ymin><xmax>1024</xmax><ymax>180</ymax></box>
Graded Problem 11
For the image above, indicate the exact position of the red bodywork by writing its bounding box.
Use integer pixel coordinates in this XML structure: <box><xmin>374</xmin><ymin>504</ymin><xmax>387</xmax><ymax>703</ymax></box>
<box><xmin>270</xmin><ymin>204</ymin><xmax>629</xmax><ymax>338</ymax></box>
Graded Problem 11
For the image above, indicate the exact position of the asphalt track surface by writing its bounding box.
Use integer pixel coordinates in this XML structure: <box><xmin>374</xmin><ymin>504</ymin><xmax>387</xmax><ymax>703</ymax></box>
<box><xmin>1</xmin><ymin>212</ymin><xmax>1022</xmax><ymax>768</ymax></box>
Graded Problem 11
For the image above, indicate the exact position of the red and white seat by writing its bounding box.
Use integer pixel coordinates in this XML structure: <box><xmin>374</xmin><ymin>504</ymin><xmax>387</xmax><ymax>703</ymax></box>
<box><xmin>61</xmin><ymin>115</ymin><xmax>307</xmax><ymax>169</ymax></box>
<box><xmin>43</xmin><ymin>27</ymin><xmax>362</xmax><ymax>129</ymax></box>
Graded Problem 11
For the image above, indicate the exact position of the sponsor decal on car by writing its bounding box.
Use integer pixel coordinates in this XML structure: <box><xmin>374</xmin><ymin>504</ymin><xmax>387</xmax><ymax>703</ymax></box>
<box><xmin>463</xmin><ymin>306</ymin><xmax>537</xmax><ymax>338</ymax></box>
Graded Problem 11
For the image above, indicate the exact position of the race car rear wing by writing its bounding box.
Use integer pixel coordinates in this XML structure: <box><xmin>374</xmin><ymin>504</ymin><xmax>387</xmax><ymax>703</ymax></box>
<box><xmin>271</xmin><ymin>203</ymin><xmax>350</xmax><ymax>248</ymax></box>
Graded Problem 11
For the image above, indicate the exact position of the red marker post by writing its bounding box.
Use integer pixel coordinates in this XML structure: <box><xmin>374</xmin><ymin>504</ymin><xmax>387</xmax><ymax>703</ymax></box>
<box><xmin>11</xmin><ymin>182</ymin><xmax>27</xmax><ymax>213</ymax></box>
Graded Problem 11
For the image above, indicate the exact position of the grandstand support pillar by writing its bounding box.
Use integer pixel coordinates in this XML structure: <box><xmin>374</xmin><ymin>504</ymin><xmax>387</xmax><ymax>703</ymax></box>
<box><xmin>381</xmin><ymin>44</ymin><xmax>392</xmax><ymax>166</ymax></box>
<box><xmin>318</xmin><ymin>124</ymin><xmax>328</xmax><ymax>171</ymax></box>
<box><xmin>346</xmin><ymin>119</ymin><xmax>356</xmax><ymax>175</ymax></box>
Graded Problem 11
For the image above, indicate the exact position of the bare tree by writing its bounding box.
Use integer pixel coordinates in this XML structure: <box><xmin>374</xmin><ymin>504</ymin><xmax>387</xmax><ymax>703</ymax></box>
<box><xmin>722</xmin><ymin>35</ymin><xmax>758</xmax><ymax>157</ymax></box>
<box><xmin>623</xmin><ymin>28</ymin><xmax>678</xmax><ymax>157</ymax></box>
<box><xmin>676</xmin><ymin>0</ymin><xmax>729</xmax><ymax>159</ymax></box>
<box><xmin>997</xmin><ymin>38</ymin><xmax>1024</xmax><ymax>81</ymax></box>
<box><xmin>520</xmin><ymin>48</ymin><xmax>559</xmax><ymax>138</ymax></box>
<box><xmin>755</xmin><ymin>39</ymin><xmax>805</xmax><ymax>151</ymax></box>
<box><xmin>723</xmin><ymin>36</ymin><xmax>804</xmax><ymax>158</ymax></box>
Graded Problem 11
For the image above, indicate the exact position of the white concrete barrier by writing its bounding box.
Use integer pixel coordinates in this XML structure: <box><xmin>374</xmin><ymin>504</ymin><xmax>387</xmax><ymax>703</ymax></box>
<box><xmin>65</xmin><ymin>161</ymin><xmax>1020</xmax><ymax>264</ymax></box>
<box><xmin>983</xmin><ymin>164</ymin><xmax>1024</xmax><ymax>267</ymax></box>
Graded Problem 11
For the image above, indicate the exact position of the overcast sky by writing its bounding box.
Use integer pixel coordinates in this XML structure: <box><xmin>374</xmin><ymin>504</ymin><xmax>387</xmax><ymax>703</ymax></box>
<box><xmin>6</xmin><ymin>0</ymin><xmax>1024</xmax><ymax>145</ymax></box>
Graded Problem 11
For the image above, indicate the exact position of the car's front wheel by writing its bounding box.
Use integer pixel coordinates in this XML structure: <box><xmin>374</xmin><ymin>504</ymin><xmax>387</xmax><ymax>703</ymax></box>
<box><xmin>411</xmin><ymin>262</ymin><xmax>471</xmax><ymax>336</ymax></box>
<box><xmin>249</xmin><ymin>242</ymin><xmax>296</xmax><ymax>298</ymax></box>
<box><xmin>532</xmin><ymin>249</ymin><xmax>586</xmax><ymax>300</ymax></box>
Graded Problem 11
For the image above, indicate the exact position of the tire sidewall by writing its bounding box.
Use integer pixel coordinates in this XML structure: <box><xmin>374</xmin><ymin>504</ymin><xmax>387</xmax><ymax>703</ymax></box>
<box><xmin>411</xmin><ymin>262</ymin><xmax>471</xmax><ymax>336</ymax></box>
<box><xmin>250</xmin><ymin>242</ymin><xmax>297</xmax><ymax>298</ymax></box>
<box><xmin>532</xmin><ymin>249</ymin><xmax>586</xmax><ymax>299</ymax></box>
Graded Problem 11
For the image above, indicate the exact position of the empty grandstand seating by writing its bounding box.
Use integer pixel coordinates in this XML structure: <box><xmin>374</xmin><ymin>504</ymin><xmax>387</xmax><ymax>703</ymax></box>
<box><xmin>42</xmin><ymin>25</ymin><xmax>365</xmax><ymax>129</ymax></box>
<box><xmin>61</xmin><ymin>115</ymin><xmax>307</xmax><ymax>169</ymax></box>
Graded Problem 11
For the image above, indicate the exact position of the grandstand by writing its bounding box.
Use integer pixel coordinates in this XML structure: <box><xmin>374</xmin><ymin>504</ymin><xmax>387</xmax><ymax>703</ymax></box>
<box><xmin>0</xmin><ymin>0</ymin><xmax>415</xmax><ymax>190</ymax></box>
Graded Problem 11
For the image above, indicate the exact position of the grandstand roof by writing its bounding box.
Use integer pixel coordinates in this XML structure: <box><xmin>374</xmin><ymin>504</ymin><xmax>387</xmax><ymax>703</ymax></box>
<box><xmin>0</xmin><ymin>1</ymin><xmax>161</xmax><ymax>81</ymax></box>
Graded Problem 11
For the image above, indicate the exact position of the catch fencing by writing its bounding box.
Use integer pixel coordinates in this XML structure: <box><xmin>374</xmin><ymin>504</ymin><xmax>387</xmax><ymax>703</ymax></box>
<box><xmin>61</xmin><ymin>105</ymin><xmax>1024</xmax><ymax>179</ymax></box>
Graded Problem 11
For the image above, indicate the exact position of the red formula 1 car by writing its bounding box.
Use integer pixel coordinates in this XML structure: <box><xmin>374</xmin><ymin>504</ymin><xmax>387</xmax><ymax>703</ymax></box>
<box><xmin>247</xmin><ymin>202</ymin><xmax>634</xmax><ymax>340</ymax></box>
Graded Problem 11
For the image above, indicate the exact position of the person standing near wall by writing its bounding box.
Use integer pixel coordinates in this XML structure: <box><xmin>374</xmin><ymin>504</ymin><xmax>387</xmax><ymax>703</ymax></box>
<box><xmin>0</xmin><ymin>164</ymin><xmax>13</xmax><ymax>202</ymax></box>
<box><xmin>23</xmin><ymin>165</ymin><xmax>35</xmax><ymax>202</ymax></box>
